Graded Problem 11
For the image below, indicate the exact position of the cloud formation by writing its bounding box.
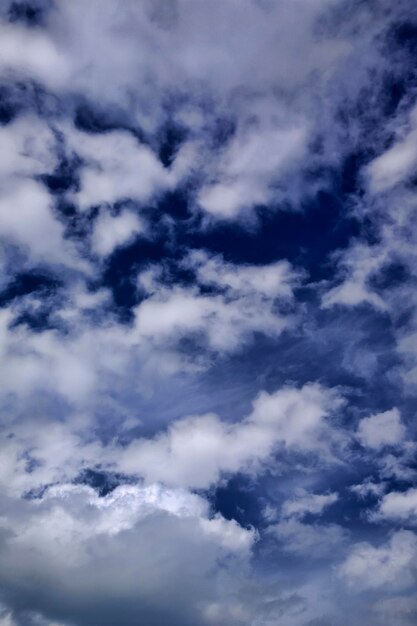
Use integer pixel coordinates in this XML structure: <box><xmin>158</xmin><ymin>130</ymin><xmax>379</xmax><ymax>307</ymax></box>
<box><xmin>0</xmin><ymin>1</ymin><xmax>417</xmax><ymax>625</ymax></box>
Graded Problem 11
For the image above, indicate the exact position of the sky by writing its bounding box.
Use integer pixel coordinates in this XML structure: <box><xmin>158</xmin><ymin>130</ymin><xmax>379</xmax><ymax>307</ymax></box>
<box><xmin>0</xmin><ymin>0</ymin><xmax>417</xmax><ymax>624</ymax></box>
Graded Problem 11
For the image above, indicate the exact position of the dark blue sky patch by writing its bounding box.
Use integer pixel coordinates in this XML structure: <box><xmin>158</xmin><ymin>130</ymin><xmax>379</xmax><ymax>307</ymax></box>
<box><xmin>73</xmin><ymin>100</ymin><xmax>147</xmax><ymax>146</ymax></box>
<box><xmin>40</xmin><ymin>149</ymin><xmax>82</xmax><ymax>196</ymax></box>
<box><xmin>55</xmin><ymin>199</ymin><xmax>96</xmax><ymax>244</ymax></box>
<box><xmin>157</xmin><ymin>123</ymin><xmax>187</xmax><ymax>168</ymax></box>
<box><xmin>74</xmin><ymin>103</ymin><xmax>127</xmax><ymax>135</ymax></box>
<box><xmin>209</xmin><ymin>474</ymin><xmax>263</xmax><ymax>529</ymax></box>
<box><xmin>0</xmin><ymin>82</ymin><xmax>31</xmax><ymax>125</ymax></box>
<box><xmin>156</xmin><ymin>189</ymin><xmax>192</xmax><ymax>221</ymax></box>
<box><xmin>10</xmin><ymin>308</ymin><xmax>56</xmax><ymax>332</ymax></box>
<box><xmin>74</xmin><ymin>468</ymin><xmax>132</xmax><ymax>497</ymax></box>
<box><xmin>209</xmin><ymin>114</ymin><xmax>237</xmax><ymax>150</ymax></box>
<box><xmin>369</xmin><ymin>259</ymin><xmax>412</xmax><ymax>292</ymax></box>
<box><xmin>389</xmin><ymin>19</ymin><xmax>417</xmax><ymax>56</ymax></box>
<box><xmin>188</xmin><ymin>191</ymin><xmax>360</xmax><ymax>281</ymax></box>
<box><xmin>101</xmin><ymin>236</ymin><xmax>166</xmax><ymax>319</ymax></box>
<box><xmin>381</xmin><ymin>71</ymin><xmax>415</xmax><ymax>118</ymax></box>
<box><xmin>7</xmin><ymin>1</ymin><xmax>51</xmax><ymax>26</ymax></box>
<box><xmin>0</xmin><ymin>272</ymin><xmax>61</xmax><ymax>307</ymax></box>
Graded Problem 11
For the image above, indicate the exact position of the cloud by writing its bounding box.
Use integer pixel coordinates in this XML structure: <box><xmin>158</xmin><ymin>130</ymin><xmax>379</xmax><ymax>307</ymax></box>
<box><xmin>270</xmin><ymin>518</ymin><xmax>348</xmax><ymax>558</ymax></box>
<box><xmin>91</xmin><ymin>209</ymin><xmax>144</xmax><ymax>257</ymax></box>
<box><xmin>281</xmin><ymin>490</ymin><xmax>339</xmax><ymax>519</ymax></box>
<box><xmin>66</xmin><ymin>127</ymin><xmax>172</xmax><ymax>210</ymax></box>
<box><xmin>367</xmin><ymin>104</ymin><xmax>417</xmax><ymax>193</ymax></box>
<box><xmin>0</xmin><ymin>115</ymin><xmax>57</xmax><ymax>180</ymax></box>
<box><xmin>0</xmin><ymin>20</ymin><xmax>68</xmax><ymax>88</ymax></box>
<box><xmin>118</xmin><ymin>383</ymin><xmax>343</xmax><ymax>488</ymax></box>
<box><xmin>350</xmin><ymin>480</ymin><xmax>386</xmax><ymax>499</ymax></box>
<box><xmin>338</xmin><ymin>530</ymin><xmax>417</xmax><ymax>591</ymax></box>
<box><xmin>376</xmin><ymin>488</ymin><xmax>417</xmax><ymax>525</ymax></box>
<box><xmin>0</xmin><ymin>1</ymin><xmax>417</xmax><ymax>624</ymax></box>
<box><xmin>133</xmin><ymin>252</ymin><xmax>301</xmax><ymax>357</ymax></box>
<box><xmin>321</xmin><ymin>243</ymin><xmax>388</xmax><ymax>310</ymax></box>
<box><xmin>0</xmin><ymin>251</ymin><xmax>300</xmax><ymax>411</ymax></box>
<box><xmin>357</xmin><ymin>408</ymin><xmax>405</xmax><ymax>450</ymax></box>
<box><xmin>187</xmin><ymin>250</ymin><xmax>298</xmax><ymax>299</ymax></box>
<box><xmin>0</xmin><ymin>179</ymin><xmax>87</xmax><ymax>270</ymax></box>
<box><xmin>0</xmin><ymin>482</ymin><xmax>255</xmax><ymax>626</ymax></box>
<box><xmin>197</xmin><ymin>124</ymin><xmax>309</xmax><ymax>218</ymax></box>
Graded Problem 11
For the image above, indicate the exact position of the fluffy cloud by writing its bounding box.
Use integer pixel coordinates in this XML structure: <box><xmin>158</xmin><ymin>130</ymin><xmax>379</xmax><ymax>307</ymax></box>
<box><xmin>270</xmin><ymin>518</ymin><xmax>348</xmax><ymax>558</ymax></box>
<box><xmin>357</xmin><ymin>408</ymin><xmax>405</xmax><ymax>450</ymax></box>
<box><xmin>338</xmin><ymin>530</ymin><xmax>417</xmax><ymax>591</ymax></box>
<box><xmin>134</xmin><ymin>252</ymin><xmax>300</xmax><ymax>356</ymax></box>
<box><xmin>281</xmin><ymin>490</ymin><xmax>339</xmax><ymax>519</ymax></box>
<box><xmin>118</xmin><ymin>383</ymin><xmax>343</xmax><ymax>488</ymax></box>
<box><xmin>91</xmin><ymin>208</ymin><xmax>144</xmax><ymax>257</ymax></box>
<box><xmin>0</xmin><ymin>115</ymin><xmax>57</xmax><ymax>180</ymax></box>
<box><xmin>197</xmin><ymin>124</ymin><xmax>308</xmax><ymax>218</ymax></box>
<box><xmin>66</xmin><ymin>127</ymin><xmax>172</xmax><ymax>210</ymax></box>
<box><xmin>0</xmin><ymin>482</ymin><xmax>255</xmax><ymax>626</ymax></box>
<box><xmin>0</xmin><ymin>180</ymin><xmax>84</xmax><ymax>269</ymax></box>
<box><xmin>376</xmin><ymin>488</ymin><xmax>417</xmax><ymax>524</ymax></box>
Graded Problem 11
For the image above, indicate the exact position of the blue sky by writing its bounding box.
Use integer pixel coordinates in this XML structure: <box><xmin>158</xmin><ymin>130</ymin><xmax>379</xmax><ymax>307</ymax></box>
<box><xmin>1</xmin><ymin>1</ymin><xmax>417</xmax><ymax>624</ymax></box>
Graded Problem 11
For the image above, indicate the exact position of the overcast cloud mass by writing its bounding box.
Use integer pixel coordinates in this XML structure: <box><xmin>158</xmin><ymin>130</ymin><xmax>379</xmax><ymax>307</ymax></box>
<box><xmin>1</xmin><ymin>0</ymin><xmax>417</xmax><ymax>624</ymax></box>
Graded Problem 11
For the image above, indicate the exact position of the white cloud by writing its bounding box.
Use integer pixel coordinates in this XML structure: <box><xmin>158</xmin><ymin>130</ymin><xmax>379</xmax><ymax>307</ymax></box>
<box><xmin>0</xmin><ymin>21</ymin><xmax>69</xmax><ymax>88</ymax></box>
<box><xmin>0</xmin><ymin>180</ymin><xmax>86</xmax><ymax>270</ymax></box>
<box><xmin>0</xmin><ymin>306</ymin><xmax>131</xmax><ymax>406</ymax></box>
<box><xmin>66</xmin><ymin>127</ymin><xmax>171</xmax><ymax>210</ymax></box>
<box><xmin>0</xmin><ymin>0</ymin><xmax>367</xmax><ymax>221</ymax></box>
<box><xmin>0</xmin><ymin>481</ymin><xmax>254</xmax><ymax>626</ymax></box>
<box><xmin>197</xmin><ymin>124</ymin><xmax>308</xmax><ymax>218</ymax></box>
<box><xmin>377</xmin><ymin>488</ymin><xmax>417</xmax><ymax>525</ymax></box>
<box><xmin>350</xmin><ymin>480</ymin><xmax>386</xmax><ymax>499</ymax></box>
<box><xmin>187</xmin><ymin>250</ymin><xmax>298</xmax><ymax>299</ymax></box>
<box><xmin>0</xmin><ymin>251</ymin><xmax>300</xmax><ymax>422</ymax></box>
<box><xmin>0</xmin><ymin>115</ymin><xmax>57</xmax><ymax>180</ymax></box>
<box><xmin>133</xmin><ymin>253</ymin><xmax>300</xmax><ymax>356</ymax></box>
<box><xmin>339</xmin><ymin>530</ymin><xmax>417</xmax><ymax>590</ymax></box>
<box><xmin>0</xmin><ymin>117</ymin><xmax>86</xmax><ymax>271</ymax></box>
<box><xmin>372</xmin><ymin>595</ymin><xmax>417</xmax><ymax>626</ymax></box>
<box><xmin>357</xmin><ymin>408</ymin><xmax>405</xmax><ymax>450</ymax></box>
<box><xmin>118</xmin><ymin>383</ymin><xmax>343</xmax><ymax>488</ymax></box>
<box><xmin>281</xmin><ymin>490</ymin><xmax>338</xmax><ymax>519</ymax></box>
<box><xmin>133</xmin><ymin>286</ymin><xmax>290</xmax><ymax>354</ymax></box>
<box><xmin>91</xmin><ymin>209</ymin><xmax>144</xmax><ymax>257</ymax></box>
<box><xmin>367</xmin><ymin>105</ymin><xmax>417</xmax><ymax>193</ymax></box>
<box><xmin>270</xmin><ymin>518</ymin><xmax>348</xmax><ymax>558</ymax></box>
<box><xmin>322</xmin><ymin>243</ymin><xmax>388</xmax><ymax>310</ymax></box>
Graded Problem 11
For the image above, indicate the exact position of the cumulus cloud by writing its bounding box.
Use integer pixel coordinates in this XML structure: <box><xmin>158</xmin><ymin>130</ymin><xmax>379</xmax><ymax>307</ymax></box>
<box><xmin>338</xmin><ymin>530</ymin><xmax>417</xmax><ymax>591</ymax></box>
<box><xmin>118</xmin><ymin>383</ymin><xmax>343</xmax><ymax>488</ymax></box>
<box><xmin>0</xmin><ymin>482</ymin><xmax>255</xmax><ymax>626</ymax></box>
<box><xmin>91</xmin><ymin>209</ymin><xmax>144</xmax><ymax>257</ymax></box>
<box><xmin>197</xmin><ymin>124</ymin><xmax>309</xmax><ymax>218</ymax></box>
<box><xmin>357</xmin><ymin>408</ymin><xmax>405</xmax><ymax>450</ymax></box>
<box><xmin>133</xmin><ymin>252</ymin><xmax>300</xmax><ymax>355</ymax></box>
<box><xmin>270</xmin><ymin>518</ymin><xmax>348</xmax><ymax>558</ymax></box>
<box><xmin>376</xmin><ymin>488</ymin><xmax>417</xmax><ymax>524</ymax></box>
<box><xmin>0</xmin><ymin>180</ymin><xmax>84</xmax><ymax>269</ymax></box>
<box><xmin>66</xmin><ymin>127</ymin><xmax>172</xmax><ymax>210</ymax></box>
